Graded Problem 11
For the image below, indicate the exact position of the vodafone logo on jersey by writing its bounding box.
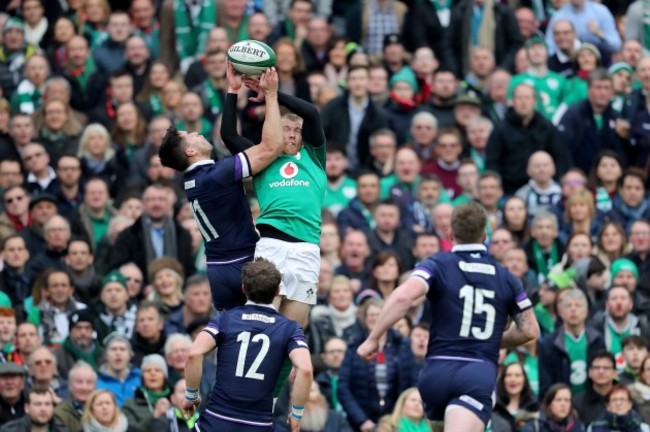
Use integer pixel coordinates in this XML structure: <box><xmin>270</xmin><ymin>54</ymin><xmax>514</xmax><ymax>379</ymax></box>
<box><xmin>280</xmin><ymin>162</ymin><xmax>299</xmax><ymax>179</ymax></box>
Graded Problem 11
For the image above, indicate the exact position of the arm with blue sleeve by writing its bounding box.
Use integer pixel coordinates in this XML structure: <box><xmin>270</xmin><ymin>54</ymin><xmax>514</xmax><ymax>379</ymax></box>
<box><xmin>596</xmin><ymin>4</ymin><xmax>622</xmax><ymax>52</ymax></box>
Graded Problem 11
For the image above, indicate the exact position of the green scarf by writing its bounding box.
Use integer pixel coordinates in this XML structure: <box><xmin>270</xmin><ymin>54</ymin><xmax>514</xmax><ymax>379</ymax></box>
<box><xmin>283</xmin><ymin>19</ymin><xmax>296</xmax><ymax>40</ymax></box>
<box><xmin>534</xmin><ymin>303</ymin><xmax>555</xmax><ymax>335</ymax></box>
<box><xmin>150</xmin><ymin>93</ymin><xmax>163</xmax><ymax>116</ymax></box>
<box><xmin>66</xmin><ymin>57</ymin><xmax>96</xmax><ymax>91</ymax></box>
<box><xmin>532</xmin><ymin>240</ymin><xmax>558</xmax><ymax>278</ymax></box>
<box><xmin>641</xmin><ymin>0</ymin><xmax>650</xmax><ymax>50</ymax></box>
<box><xmin>224</xmin><ymin>15</ymin><xmax>250</xmax><ymax>43</ymax></box>
<box><xmin>63</xmin><ymin>337</ymin><xmax>100</xmax><ymax>370</ymax></box>
<box><xmin>174</xmin><ymin>0</ymin><xmax>216</xmax><ymax>61</ymax></box>
<box><xmin>10</xmin><ymin>79</ymin><xmax>42</xmax><ymax>114</ymax></box>
<box><xmin>144</xmin><ymin>387</ymin><xmax>171</xmax><ymax>407</ymax></box>
<box><xmin>398</xmin><ymin>417</ymin><xmax>431</xmax><ymax>432</ymax></box>
<box><xmin>204</xmin><ymin>80</ymin><xmax>223</xmax><ymax>117</ymax></box>
<box><xmin>174</xmin><ymin>408</ymin><xmax>198</xmax><ymax>429</ymax></box>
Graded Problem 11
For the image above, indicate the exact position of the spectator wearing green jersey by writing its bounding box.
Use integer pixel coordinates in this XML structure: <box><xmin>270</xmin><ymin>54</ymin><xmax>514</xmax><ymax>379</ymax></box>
<box><xmin>323</xmin><ymin>146</ymin><xmax>357</xmax><ymax>218</ymax></box>
<box><xmin>508</xmin><ymin>35</ymin><xmax>568</xmax><ymax>120</ymax></box>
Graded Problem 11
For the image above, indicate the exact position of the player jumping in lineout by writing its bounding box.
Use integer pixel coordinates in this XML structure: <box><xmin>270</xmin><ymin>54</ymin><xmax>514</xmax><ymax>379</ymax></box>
<box><xmin>221</xmin><ymin>62</ymin><xmax>326</xmax><ymax>330</ymax></box>
<box><xmin>357</xmin><ymin>202</ymin><xmax>540</xmax><ymax>432</ymax></box>
<box><xmin>158</xmin><ymin>68</ymin><xmax>284</xmax><ymax>311</ymax></box>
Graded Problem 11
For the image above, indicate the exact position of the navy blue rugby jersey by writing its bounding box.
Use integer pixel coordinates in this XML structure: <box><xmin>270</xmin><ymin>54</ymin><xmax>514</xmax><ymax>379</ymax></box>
<box><xmin>201</xmin><ymin>303</ymin><xmax>308</xmax><ymax>427</ymax></box>
<box><xmin>183</xmin><ymin>155</ymin><xmax>259</xmax><ymax>261</ymax></box>
<box><xmin>412</xmin><ymin>244</ymin><xmax>532</xmax><ymax>365</ymax></box>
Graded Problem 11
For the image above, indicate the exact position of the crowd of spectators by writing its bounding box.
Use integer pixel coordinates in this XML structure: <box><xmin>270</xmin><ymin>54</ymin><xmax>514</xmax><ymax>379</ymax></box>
<box><xmin>0</xmin><ymin>0</ymin><xmax>649</xmax><ymax>431</ymax></box>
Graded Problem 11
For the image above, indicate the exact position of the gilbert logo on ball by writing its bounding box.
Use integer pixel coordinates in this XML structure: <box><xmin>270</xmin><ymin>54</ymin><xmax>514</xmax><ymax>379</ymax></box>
<box><xmin>227</xmin><ymin>40</ymin><xmax>277</xmax><ymax>76</ymax></box>
<box><xmin>280</xmin><ymin>162</ymin><xmax>299</xmax><ymax>179</ymax></box>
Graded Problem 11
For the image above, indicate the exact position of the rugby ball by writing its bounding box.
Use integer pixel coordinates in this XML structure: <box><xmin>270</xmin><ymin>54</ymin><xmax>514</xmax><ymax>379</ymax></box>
<box><xmin>227</xmin><ymin>40</ymin><xmax>276</xmax><ymax>76</ymax></box>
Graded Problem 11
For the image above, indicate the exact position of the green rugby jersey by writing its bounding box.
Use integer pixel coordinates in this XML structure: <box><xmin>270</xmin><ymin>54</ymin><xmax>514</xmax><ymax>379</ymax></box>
<box><xmin>323</xmin><ymin>176</ymin><xmax>357</xmax><ymax>217</ymax></box>
<box><xmin>508</xmin><ymin>71</ymin><xmax>567</xmax><ymax>119</ymax></box>
<box><xmin>254</xmin><ymin>144</ymin><xmax>326</xmax><ymax>244</ymax></box>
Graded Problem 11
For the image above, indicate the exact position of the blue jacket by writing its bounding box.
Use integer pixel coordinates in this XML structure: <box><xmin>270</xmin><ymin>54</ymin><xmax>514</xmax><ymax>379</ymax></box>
<box><xmin>538</xmin><ymin>326</ymin><xmax>605</xmax><ymax>398</ymax></box>
<box><xmin>92</xmin><ymin>39</ymin><xmax>126</xmax><ymax>74</ymax></box>
<box><xmin>338</xmin><ymin>330</ymin><xmax>417</xmax><ymax>429</ymax></box>
<box><xmin>96</xmin><ymin>367</ymin><xmax>141</xmax><ymax>407</ymax></box>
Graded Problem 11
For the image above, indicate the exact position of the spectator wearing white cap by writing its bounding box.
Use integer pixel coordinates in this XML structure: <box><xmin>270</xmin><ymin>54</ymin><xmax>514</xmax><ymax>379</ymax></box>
<box><xmin>123</xmin><ymin>354</ymin><xmax>172</xmax><ymax>432</ymax></box>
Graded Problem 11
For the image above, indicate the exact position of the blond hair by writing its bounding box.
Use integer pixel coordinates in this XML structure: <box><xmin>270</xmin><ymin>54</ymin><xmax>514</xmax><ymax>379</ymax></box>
<box><xmin>82</xmin><ymin>390</ymin><xmax>119</xmax><ymax>427</ymax></box>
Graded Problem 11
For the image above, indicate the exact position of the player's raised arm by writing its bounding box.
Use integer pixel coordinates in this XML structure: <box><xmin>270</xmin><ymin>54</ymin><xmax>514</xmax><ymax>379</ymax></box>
<box><xmin>240</xmin><ymin>69</ymin><xmax>285</xmax><ymax>175</ymax></box>
<box><xmin>501</xmin><ymin>308</ymin><xmax>540</xmax><ymax>349</ymax></box>
<box><xmin>244</xmin><ymin>76</ymin><xmax>325</xmax><ymax>148</ymax></box>
<box><xmin>357</xmin><ymin>277</ymin><xmax>428</xmax><ymax>361</ymax></box>
<box><xmin>183</xmin><ymin>329</ymin><xmax>218</xmax><ymax>416</ymax></box>
<box><xmin>221</xmin><ymin>62</ymin><xmax>256</xmax><ymax>154</ymax></box>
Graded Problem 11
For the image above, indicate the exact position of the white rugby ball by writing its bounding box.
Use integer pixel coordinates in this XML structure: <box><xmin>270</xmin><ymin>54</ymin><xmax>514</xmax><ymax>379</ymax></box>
<box><xmin>227</xmin><ymin>40</ymin><xmax>276</xmax><ymax>76</ymax></box>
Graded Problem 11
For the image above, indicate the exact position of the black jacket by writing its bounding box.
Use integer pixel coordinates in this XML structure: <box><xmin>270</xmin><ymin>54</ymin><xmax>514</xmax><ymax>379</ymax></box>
<box><xmin>25</xmin><ymin>247</ymin><xmax>68</xmax><ymax>282</ymax></box>
<box><xmin>0</xmin><ymin>416</ymin><xmax>67</xmax><ymax>432</ymax></box>
<box><xmin>573</xmin><ymin>383</ymin><xmax>608</xmax><ymax>426</ymax></box>
<box><xmin>557</xmin><ymin>100</ymin><xmax>626</xmax><ymax>174</ymax></box>
<box><xmin>405</xmin><ymin>1</ymin><xmax>446</xmax><ymax>61</ymax></box>
<box><xmin>0</xmin><ymin>393</ymin><xmax>25</xmax><ymax>425</ymax></box>
<box><xmin>445</xmin><ymin>0</ymin><xmax>523</xmax><ymax>76</ymax></box>
<box><xmin>538</xmin><ymin>326</ymin><xmax>606</xmax><ymax>398</ymax></box>
<box><xmin>108</xmin><ymin>216</ymin><xmax>195</xmax><ymax>283</ymax></box>
<box><xmin>130</xmin><ymin>332</ymin><xmax>167</xmax><ymax>368</ymax></box>
<box><xmin>486</xmin><ymin>108</ymin><xmax>569</xmax><ymax>194</ymax></box>
<box><xmin>320</xmin><ymin>93</ymin><xmax>390</xmax><ymax>171</ymax></box>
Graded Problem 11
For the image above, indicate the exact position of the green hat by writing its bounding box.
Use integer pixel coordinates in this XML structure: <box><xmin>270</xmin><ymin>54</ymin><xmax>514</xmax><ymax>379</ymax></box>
<box><xmin>454</xmin><ymin>93</ymin><xmax>482</xmax><ymax>108</ymax></box>
<box><xmin>611</xmin><ymin>258</ymin><xmax>639</xmax><ymax>280</ymax></box>
<box><xmin>3</xmin><ymin>17</ymin><xmax>25</xmax><ymax>34</ymax></box>
<box><xmin>525</xmin><ymin>35</ymin><xmax>547</xmax><ymax>49</ymax></box>
<box><xmin>0</xmin><ymin>292</ymin><xmax>11</xmax><ymax>308</ymax></box>
<box><xmin>608</xmin><ymin>62</ymin><xmax>633</xmax><ymax>76</ymax></box>
<box><xmin>546</xmin><ymin>268</ymin><xmax>577</xmax><ymax>290</ymax></box>
<box><xmin>389</xmin><ymin>67</ymin><xmax>418</xmax><ymax>92</ymax></box>
<box><xmin>101</xmin><ymin>270</ymin><xmax>128</xmax><ymax>290</ymax></box>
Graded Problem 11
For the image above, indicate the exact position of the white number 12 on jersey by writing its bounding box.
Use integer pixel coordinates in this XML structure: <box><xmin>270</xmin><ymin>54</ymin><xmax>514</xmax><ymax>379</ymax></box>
<box><xmin>235</xmin><ymin>331</ymin><xmax>270</xmax><ymax>380</ymax></box>
<box><xmin>459</xmin><ymin>284</ymin><xmax>495</xmax><ymax>340</ymax></box>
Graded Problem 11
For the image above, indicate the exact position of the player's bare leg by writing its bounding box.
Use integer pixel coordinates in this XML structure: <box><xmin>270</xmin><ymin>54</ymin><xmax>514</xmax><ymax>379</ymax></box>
<box><xmin>444</xmin><ymin>405</ymin><xmax>485</xmax><ymax>432</ymax></box>
<box><xmin>280</xmin><ymin>298</ymin><xmax>310</xmax><ymax>328</ymax></box>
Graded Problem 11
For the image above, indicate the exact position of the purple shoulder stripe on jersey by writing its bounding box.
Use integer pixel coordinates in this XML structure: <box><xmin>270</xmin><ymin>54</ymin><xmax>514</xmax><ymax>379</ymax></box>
<box><xmin>234</xmin><ymin>153</ymin><xmax>243</xmax><ymax>181</ymax></box>
<box><xmin>413</xmin><ymin>266</ymin><xmax>432</xmax><ymax>278</ymax></box>
<box><xmin>202</xmin><ymin>322</ymin><xmax>219</xmax><ymax>341</ymax></box>
<box><xmin>515</xmin><ymin>292</ymin><xmax>533</xmax><ymax>310</ymax></box>
<box><xmin>293</xmin><ymin>337</ymin><xmax>309</xmax><ymax>349</ymax></box>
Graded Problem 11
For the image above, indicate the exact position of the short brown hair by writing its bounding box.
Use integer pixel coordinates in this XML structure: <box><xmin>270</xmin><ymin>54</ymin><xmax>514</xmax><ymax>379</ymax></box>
<box><xmin>451</xmin><ymin>202</ymin><xmax>487</xmax><ymax>244</ymax></box>
<box><xmin>242</xmin><ymin>258</ymin><xmax>281</xmax><ymax>304</ymax></box>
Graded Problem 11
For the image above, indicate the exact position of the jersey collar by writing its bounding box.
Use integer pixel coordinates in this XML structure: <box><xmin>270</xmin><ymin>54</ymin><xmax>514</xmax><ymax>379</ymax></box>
<box><xmin>451</xmin><ymin>243</ymin><xmax>487</xmax><ymax>253</ymax></box>
<box><xmin>245</xmin><ymin>301</ymin><xmax>277</xmax><ymax>311</ymax></box>
<box><xmin>184</xmin><ymin>159</ymin><xmax>215</xmax><ymax>174</ymax></box>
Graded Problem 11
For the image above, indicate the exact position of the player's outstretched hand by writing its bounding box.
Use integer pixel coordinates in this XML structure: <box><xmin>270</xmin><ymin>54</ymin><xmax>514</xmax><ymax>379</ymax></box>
<box><xmin>244</xmin><ymin>76</ymin><xmax>265</xmax><ymax>103</ymax></box>
<box><xmin>356</xmin><ymin>338</ymin><xmax>378</xmax><ymax>362</ymax></box>
<box><xmin>258</xmin><ymin>67</ymin><xmax>278</xmax><ymax>96</ymax></box>
<box><xmin>226</xmin><ymin>61</ymin><xmax>243</xmax><ymax>93</ymax></box>
<box><xmin>288</xmin><ymin>416</ymin><xmax>300</xmax><ymax>432</ymax></box>
<box><xmin>182</xmin><ymin>397</ymin><xmax>201</xmax><ymax>418</ymax></box>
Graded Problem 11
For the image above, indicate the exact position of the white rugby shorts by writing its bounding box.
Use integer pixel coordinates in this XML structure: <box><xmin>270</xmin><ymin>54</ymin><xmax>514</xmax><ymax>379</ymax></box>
<box><xmin>254</xmin><ymin>237</ymin><xmax>320</xmax><ymax>305</ymax></box>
